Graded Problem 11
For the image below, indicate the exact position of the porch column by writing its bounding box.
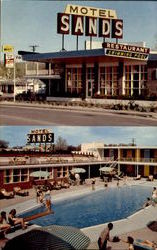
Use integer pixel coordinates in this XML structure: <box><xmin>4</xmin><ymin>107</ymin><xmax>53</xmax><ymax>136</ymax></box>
<box><xmin>118</xmin><ymin>163</ymin><xmax>120</xmax><ymax>176</ymax></box>
<box><xmin>139</xmin><ymin>65</ymin><xmax>141</xmax><ymax>95</ymax></box>
<box><xmin>82</xmin><ymin>63</ymin><xmax>86</xmax><ymax>99</ymax></box>
<box><xmin>25</xmin><ymin>62</ymin><xmax>28</xmax><ymax>75</ymax></box>
<box><xmin>88</xmin><ymin>165</ymin><xmax>91</xmax><ymax>179</ymax></box>
<box><xmin>48</xmin><ymin>79</ymin><xmax>51</xmax><ymax>96</ymax></box>
<box><xmin>136</xmin><ymin>165</ymin><xmax>139</xmax><ymax>176</ymax></box>
<box><xmin>49</xmin><ymin>63</ymin><xmax>51</xmax><ymax>75</ymax></box>
<box><xmin>131</xmin><ymin>65</ymin><xmax>133</xmax><ymax>96</ymax></box>
<box><xmin>36</xmin><ymin>62</ymin><xmax>39</xmax><ymax>75</ymax></box>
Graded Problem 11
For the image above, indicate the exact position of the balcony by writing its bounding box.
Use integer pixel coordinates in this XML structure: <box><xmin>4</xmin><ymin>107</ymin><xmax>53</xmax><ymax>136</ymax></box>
<box><xmin>26</xmin><ymin>69</ymin><xmax>63</xmax><ymax>77</ymax></box>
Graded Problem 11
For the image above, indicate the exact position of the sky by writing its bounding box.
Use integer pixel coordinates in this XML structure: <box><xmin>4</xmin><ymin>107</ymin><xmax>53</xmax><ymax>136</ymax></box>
<box><xmin>0</xmin><ymin>126</ymin><xmax>157</xmax><ymax>147</ymax></box>
<box><xmin>1</xmin><ymin>0</ymin><xmax>157</xmax><ymax>55</ymax></box>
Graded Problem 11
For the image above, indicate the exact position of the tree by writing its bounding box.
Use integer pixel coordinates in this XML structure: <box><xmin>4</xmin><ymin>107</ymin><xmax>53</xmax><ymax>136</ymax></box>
<box><xmin>55</xmin><ymin>136</ymin><xmax>68</xmax><ymax>151</ymax></box>
<box><xmin>0</xmin><ymin>140</ymin><xmax>9</xmax><ymax>148</ymax></box>
<box><xmin>0</xmin><ymin>62</ymin><xmax>25</xmax><ymax>79</ymax></box>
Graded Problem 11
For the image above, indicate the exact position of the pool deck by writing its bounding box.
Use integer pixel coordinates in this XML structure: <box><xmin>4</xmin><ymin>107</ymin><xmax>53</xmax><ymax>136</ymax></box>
<box><xmin>0</xmin><ymin>178</ymin><xmax>157</xmax><ymax>249</ymax></box>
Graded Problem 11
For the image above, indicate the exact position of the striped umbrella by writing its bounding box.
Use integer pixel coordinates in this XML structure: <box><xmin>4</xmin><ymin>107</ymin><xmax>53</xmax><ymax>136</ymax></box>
<box><xmin>4</xmin><ymin>225</ymin><xmax>90</xmax><ymax>250</ymax></box>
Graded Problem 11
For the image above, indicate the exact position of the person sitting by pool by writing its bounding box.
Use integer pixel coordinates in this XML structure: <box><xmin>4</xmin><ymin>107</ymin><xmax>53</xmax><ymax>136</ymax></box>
<box><xmin>8</xmin><ymin>209</ymin><xmax>27</xmax><ymax>230</ymax></box>
<box><xmin>121</xmin><ymin>236</ymin><xmax>134</xmax><ymax>250</ymax></box>
<box><xmin>0</xmin><ymin>211</ymin><xmax>11</xmax><ymax>235</ymax></box>
<box><xmin>98</xmin><ymin>222</ymin><xmax>114</xmax><ymax>250</ymax></box>
<box><xmin>143</xmin><ymin>197</ymin><xmax>152</xmax><ymax>208</ymax></box>
<box><xmin>151</xmin><ymin>187</ymin><xmax>157</xmax><ymax>204</ymax></box>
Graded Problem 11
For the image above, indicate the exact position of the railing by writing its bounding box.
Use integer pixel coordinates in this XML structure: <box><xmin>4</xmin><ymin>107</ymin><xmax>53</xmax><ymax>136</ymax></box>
<box><xmin>120</xmin><ymin>157</ymin><xmax>157</xmax><ymax>163</ymax></box>
<box><xmin>26</xmin><ymin>69</ymin><xmax>63</xmax><ymax>76</ymax></box>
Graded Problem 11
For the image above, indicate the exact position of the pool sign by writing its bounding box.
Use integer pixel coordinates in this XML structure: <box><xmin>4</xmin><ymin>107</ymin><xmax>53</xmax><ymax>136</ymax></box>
<box><xmin>103</xmin><ymin>42</ymin><xmax>150</xmax><ymax>60</ymax></box>
<box><xmin>57</xmin><ymin>4</ymin><xmax>123</xmax><ymax>39</ymax></box>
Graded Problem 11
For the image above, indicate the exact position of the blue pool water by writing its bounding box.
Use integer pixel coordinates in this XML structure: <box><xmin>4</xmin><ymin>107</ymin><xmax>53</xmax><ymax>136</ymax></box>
<box><xmin>22</xmin><ymin>185</ymin><xmax>152</xmax><ymax>228</ymax></box>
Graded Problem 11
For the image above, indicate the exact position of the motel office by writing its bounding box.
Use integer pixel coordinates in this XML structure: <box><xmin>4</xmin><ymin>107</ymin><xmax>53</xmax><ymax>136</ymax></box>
<box><xmin>20</xmin><ymin>49</ymin><xmax>157</xmax><ymax>100</ymax></box>
<box><xmin>0</xmin><ymin>143</ymin><xmax>157</xmax><ymax>191</ymax></box>
<box><xmin>18</xmin><ymin>4</ymin><xmax>157</xmax><ymax>100</ymax></box>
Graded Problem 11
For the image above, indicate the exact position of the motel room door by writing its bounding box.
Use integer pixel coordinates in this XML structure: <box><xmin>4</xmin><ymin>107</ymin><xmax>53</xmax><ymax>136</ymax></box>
<box><xmin>86</xmin><ymin>67</ymin><xmax>95</xmax><ymax>98</ymax></box>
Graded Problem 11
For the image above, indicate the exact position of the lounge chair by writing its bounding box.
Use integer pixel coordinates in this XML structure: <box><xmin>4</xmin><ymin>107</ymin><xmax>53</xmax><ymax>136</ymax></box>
<box><xmin>13</xmin><ymin>187</ymin><xmax>29</xmax><ymax>196</ymax></box>
<box><xmin>48</xmin><ymin>181</ymin><xmax>55</xmax><ymax>190</ymax></box>
<box><xmin>53</xmin><ymin>181</ymin><xmax>62</xmax><ymax>190</ymax></box>
<box><xmin>61</xmin><ymin>181</ymin><xmax>70</xmax><ymax>188</ymax></box>
<box><xmin>133</xmin><ymin>175</ymin><xmax>141</xmax><ymax>180</ymax></box>
<box><xmin>134</xmin><ymin>239</ymin><xmax>157</xmax><ymax>250</ymax></box>
<box><xmin>0</xmin><ymin>189</ymin><xmax>14</xmax><ymax>199</ymax></box>
<box><xmin>147</xmin><ymin>175</ymin><xmax>154</xmax><ymax>181</ymax></box>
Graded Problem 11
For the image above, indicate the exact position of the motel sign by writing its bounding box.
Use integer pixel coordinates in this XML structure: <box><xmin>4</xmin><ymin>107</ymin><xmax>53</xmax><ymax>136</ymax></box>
<box><xmin>57</xmin><ymin>4</ymin><xmax>123</xmax><ymax>39</ymax></box>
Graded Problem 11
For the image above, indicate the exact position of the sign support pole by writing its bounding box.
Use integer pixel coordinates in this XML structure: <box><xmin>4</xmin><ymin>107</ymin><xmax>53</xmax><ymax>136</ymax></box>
<box><xmin>76</xmin><ymin>35</ymin><xmax>78</xmax><ymax>51</ymax></box>
<box><xmin>90</xmin><ymin>36</ymin><xmax>92</xmax><ymax>49</ymax></box>
<box><xmin>62</xmin><ymin>34</ymin><xmax>65</xmax><ymax>51</ymax></box>
<box><xmin>13</xmin><ymin>57</ymin><xmax>16</xmax><ymax>102</ymax></box>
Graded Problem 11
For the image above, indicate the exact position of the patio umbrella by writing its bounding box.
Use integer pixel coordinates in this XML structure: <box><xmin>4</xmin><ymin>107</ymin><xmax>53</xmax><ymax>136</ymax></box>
<box><xmin>30</xmin><ymin>170</ymin><xmax>50</xmax><ymax>178</ymax></box>
<box><xmin>4</xmin><ymin>225</ymin><xmax>90</xmax><ymax>250</ymax></box>
<box><xmin>147</xmin><ymin>221</ymin><xmax>157</xmax><ymax>232</ymax></box>
<box><xmin>71</xmin><ymin>168</ymin><xmax>86</xmax><ymax>174</ymax></box>
<box><xmin>99</xmin><ymin>167</ymin><xmax>115</xmax><ymax>173</ymax></box>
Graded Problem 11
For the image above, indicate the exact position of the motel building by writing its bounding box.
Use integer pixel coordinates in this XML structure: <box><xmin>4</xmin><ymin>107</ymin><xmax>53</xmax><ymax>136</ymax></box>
<box><xmin>18</xmin><ymin>4</ymin><xmax>157</xmax><ymax>100</ymax></box>
<box><xmin>0</xmin><ymin>137</ymin><xmax>157</xmax><ymax>191</ymax></box>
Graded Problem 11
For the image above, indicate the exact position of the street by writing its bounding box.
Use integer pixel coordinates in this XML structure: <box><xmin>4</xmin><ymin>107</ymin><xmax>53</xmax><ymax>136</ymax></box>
<box><xmin>0</xmin><ymin>104</ymin><xmax>157</xmax><ymax>126</ymax></box>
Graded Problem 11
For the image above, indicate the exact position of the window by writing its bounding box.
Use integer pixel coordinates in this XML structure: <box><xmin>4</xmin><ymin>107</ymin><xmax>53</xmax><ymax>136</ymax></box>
<box><xmin>4</xmin><ymin>168</ymin><xmax>29</xmax><ymax>184</ymax></box>
<box><xmin>100</xmin><ymin>66</ymin><xmax>118</xmax><ymax>96</ymax></box>
<box><xmin>124</xmin><ymin>65</ymin><xmax>147</xmax><ymax>96</ymax></box>
<box><xmin>66</xmin><ymin>68</ymin><xmax>82</xmax><ymax>94</ymax></box>
<box><xmin>57</xmin><ymin>167</ymin><xmax>63</xmax><ymax>178</ymax></box>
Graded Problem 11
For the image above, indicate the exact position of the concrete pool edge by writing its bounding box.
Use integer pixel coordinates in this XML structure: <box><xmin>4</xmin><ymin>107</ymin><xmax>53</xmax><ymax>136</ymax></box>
<box><xmin>81</xmin><ymin>205</ymin><xmax>157</xmax><ymax>243</ymax></box>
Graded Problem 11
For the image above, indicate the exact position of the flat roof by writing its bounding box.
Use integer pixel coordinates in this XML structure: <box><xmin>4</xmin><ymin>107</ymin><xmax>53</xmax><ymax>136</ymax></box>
<box><xmin>19</xmin><ymin>49</ymin><xmax>157</xmax><ymax>63</ymax></box>
<box><xmin>97</xmin><ymin>146</ymin><xmax>157</xmax><ymax>149</ymax></box>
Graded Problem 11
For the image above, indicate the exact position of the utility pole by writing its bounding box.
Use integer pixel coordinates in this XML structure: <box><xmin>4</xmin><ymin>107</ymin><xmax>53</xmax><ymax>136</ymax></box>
<box><xmin>0</xmin><ymin>0</ymin><xmax>2</xmax><ymax>63</ymax></box>
<box><xmin>29</xmin><ymin>45</ymin><xmax>39</xmax><ymax>52</ymax></box>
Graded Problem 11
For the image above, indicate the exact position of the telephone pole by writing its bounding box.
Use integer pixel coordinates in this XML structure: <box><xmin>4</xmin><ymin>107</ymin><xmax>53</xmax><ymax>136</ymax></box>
<box><xmin>29</xmin><ymin>45</ymin><xmax>39</xmax><ymax>52</ymax></box>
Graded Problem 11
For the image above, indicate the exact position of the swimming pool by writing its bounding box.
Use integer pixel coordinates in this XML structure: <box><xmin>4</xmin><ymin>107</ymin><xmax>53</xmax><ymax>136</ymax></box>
<box><xmin>22</xmin><ymin>185</ymin><xmax>152</xmax><ymax>228</ymax></box>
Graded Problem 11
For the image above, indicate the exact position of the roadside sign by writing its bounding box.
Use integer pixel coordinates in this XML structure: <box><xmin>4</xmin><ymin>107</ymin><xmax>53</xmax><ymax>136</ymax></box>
<box><xmin>2</xmin><ymin>44</ymin><xmax>14</xmax><ymax>53</ymax></box>
<box><xmin>4</xmin><ymin>53</ymin><xmax>14</xmax><ymax>68</ymax></box>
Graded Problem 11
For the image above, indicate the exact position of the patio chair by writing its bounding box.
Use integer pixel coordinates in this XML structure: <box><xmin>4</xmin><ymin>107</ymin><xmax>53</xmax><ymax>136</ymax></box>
<box><xmin>13</xmin><ymin>187</ymin><xmax>29</xmax><ymax>197</ymax></box>
<box><xmin>54</xmin><ymin>181</ymin><xmax>62</xmax><ymax>190</ymax></box>
<box><xmin>48</xmin><ymin>181</ymin><xmax>55</xmax><ymax>190</ymax></box>
<box><xmin>134</xmin><ymin>239</ymin><xmax>157</xmax><ymax>250</ymax></box>
<box><xmin>133</xmin><ymin>175</ymin><xmax>141</xmax><ymax>180</ymax></box>
<box><xmin>60</xmin><ymin>180</ymin><xmax>70</xmax><ymax>189</ymax></box>
<box><xmin>0</xmin><ymin>189</ymin><xmax>14</xmax><ymax>199</ymax></box>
